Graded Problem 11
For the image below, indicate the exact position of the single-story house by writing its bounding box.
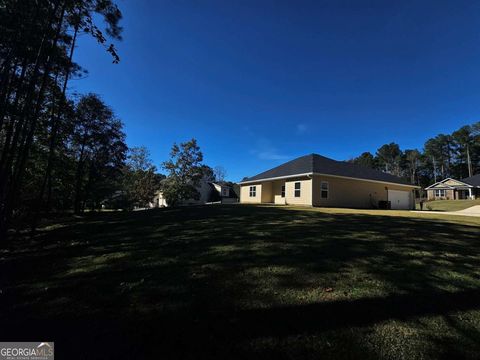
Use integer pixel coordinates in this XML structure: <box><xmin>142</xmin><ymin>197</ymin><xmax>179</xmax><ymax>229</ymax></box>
<box><xmin>425</xmin><ymin>174</ymin><xmax>480</xmax><ymax>200</ymax></box>
<box><xmin>239</xmin><ymin>153</ymin><xmax>419</xmax><ymax>210</ymax></box>
<box><xmin>152</xmin><ymin>178</ymin><xmax>237</xmax><ymax>207</ymax></box>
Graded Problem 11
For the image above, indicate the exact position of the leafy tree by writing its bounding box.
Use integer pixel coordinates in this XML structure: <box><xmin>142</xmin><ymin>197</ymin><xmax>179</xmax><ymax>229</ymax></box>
<box><xmin>122</xmin><ymin>147</ymin><xmax>163</xmax><ymax>208</ymax></box>
<box><xmin>423</xmin><ymin>134</ymin><xmax>455</xmax><ymax>181</ymax></box>
<box><xmin>0</xmin><ymin>0</ymin><xmax>123</xmax><ymax>237</ymax></box>
<box><xmin>376</xmin><ymin>143</ymin><xmax>402</xmax><ymax>176</ymax></box>
<box><xmin>404</xmin><ymin>149</ymin><xmax>422</xmax><ymax>185</ymax></box>
<box><xmin>71</xmin><ymin>94</ymin><xmax>126</xmax><ymax>213</ymax></box>
<box><xmin>201</xmin><ymin>165</ymin><xmax>215</xmax><ymax>182</ymax></box>
<box><xmin>350</xmin><ymin>152</ymin><xmax>377</xmax><ymax>169</ymax></box>
<box><xmin>162</xmin><ymin>139</ymin><xmax>204</xmax><ymax>206</ymax></box>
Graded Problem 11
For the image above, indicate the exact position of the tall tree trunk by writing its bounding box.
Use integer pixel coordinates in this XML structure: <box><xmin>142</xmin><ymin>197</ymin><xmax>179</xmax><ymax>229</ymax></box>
<box><xmin>36</xmin><ymin>24</ymin><xmax>78</xmax><ymax>215</ymax></box>
<box><xmin>0</xmin><ymin>1</ymin><xmax>66</xmax><ymax>241</ymax></box>
<box><xmin>74</xmin><ymin>136</ymin><xmax>88</xmax><ymax>214</ymax></box>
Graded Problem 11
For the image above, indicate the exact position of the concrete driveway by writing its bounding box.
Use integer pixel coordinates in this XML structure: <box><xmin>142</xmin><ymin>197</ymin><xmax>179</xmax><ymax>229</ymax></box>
<box><xmin>412</xmin><ymin>205</ymin><xmax>480</xmax><ymax>217</ymax></box>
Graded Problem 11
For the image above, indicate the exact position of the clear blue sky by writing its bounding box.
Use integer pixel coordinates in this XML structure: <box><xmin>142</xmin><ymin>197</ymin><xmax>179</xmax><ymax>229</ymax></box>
<box><xmin>72</xmin><ymin>0</ymin><xmax>480</xmax><ymax>181</ymax></box>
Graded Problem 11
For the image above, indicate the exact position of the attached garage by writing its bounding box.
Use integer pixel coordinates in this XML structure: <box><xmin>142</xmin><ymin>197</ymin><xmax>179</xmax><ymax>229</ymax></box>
<box><xmin>388</xmin><ymin>189</ymin><xmax>412</xmax><ymax>210</ymax></box>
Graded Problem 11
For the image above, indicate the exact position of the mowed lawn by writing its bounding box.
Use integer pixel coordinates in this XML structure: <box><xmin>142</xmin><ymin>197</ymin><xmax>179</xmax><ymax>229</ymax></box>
<box><xmin>1</xmin><ymin>205</ymin><xmax>480</xmax><ymax>359</ymax></box>
<box><xmin>419</xmin><ymin>199</ymin><xmax>480</xmax><ymax>212</ymax></box>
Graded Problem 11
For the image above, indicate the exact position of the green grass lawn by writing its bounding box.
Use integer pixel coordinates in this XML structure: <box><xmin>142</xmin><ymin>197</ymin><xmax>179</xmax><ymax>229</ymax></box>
<box><xmin>418</xmin><ymin>199</ymin><xmax>480</xmax><ymax>212</ymax></box>
<box><xmin>1</xmin><ymin>205</ymin><xmax>480</xmax><ymax>359</ymax></box>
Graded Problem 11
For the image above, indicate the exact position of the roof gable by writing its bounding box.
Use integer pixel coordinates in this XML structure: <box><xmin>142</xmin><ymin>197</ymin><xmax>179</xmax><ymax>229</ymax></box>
<box><xmin>241</xmin><ymin>154</ymin><xmax>411</xmax><ymax>186</ymax></box>
<box><xmin>427</xmin><ymin>182</ymin><xmax>454</xmax><ymax>189</ymax></box>
<box><xmin>443</xmin><ymin>178</ymin><xmax>469</xmax><ymax>186</ymax></box>
<box><xmin>425</xmin><ymin>177</ymin><xmax>474</xmax><ymax>189</ymax></box>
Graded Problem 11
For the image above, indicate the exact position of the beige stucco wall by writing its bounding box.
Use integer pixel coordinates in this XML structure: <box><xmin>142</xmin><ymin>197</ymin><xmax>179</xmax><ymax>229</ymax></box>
<box><xmin>273</xmin><ymin>180</ymin><xmax>285</xmax><ymax>204</ymax></box>
<box><xmin>284</xmin><ymin>177</ymin><xmax>312</xmax><ymax>205</ymax></box>
<box><xmin>311</xmin><ymin>175</ymin><xmax>415</xmax><ymax>208</ymax></box>
<box><xmin>240</xmin><ymin>177</ymin><xmax>312</xmax><ymax>205</ymax></box>
<box><xmin>240</xmin><ymin>183</ymin><xmax>262</xmax><ymax>203</ymax></box>
<box><xmin>240</xmin><ymin>175</ymin><xmax>416</xmax><ymax>208</ymax></box>
<box><xmin>261</xmin><ymin>181</ymin><xmax>273</xmax><ymax>203</ymax></box>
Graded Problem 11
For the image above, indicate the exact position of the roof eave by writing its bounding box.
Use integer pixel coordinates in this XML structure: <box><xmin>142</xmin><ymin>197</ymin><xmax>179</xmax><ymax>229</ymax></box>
<box><xmin>239</xmin><ymin>172</ymin><xmax>313</xmax><ymax>184</ymax></box>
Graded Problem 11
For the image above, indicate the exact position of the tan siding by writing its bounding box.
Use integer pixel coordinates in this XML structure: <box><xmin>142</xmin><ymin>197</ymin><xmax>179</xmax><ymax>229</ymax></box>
<box><xmin>240</xmin><ymin>177</ymin><xmax>312</xmax><ymax>205</ymax></box>
<box><xmin>241</xmin><ymin>175</ymin><xmax>415</xmax><ymax>208</ymax></box>
<box><xmin>312</xmin><ymin>175</ymin><xmax>414</xmax><ymax>208</ymax></box>
<box><xmin>261</xmin><ymin>182</ymin><xmax>273</xmax><ymax>203</ymax></box>
<box><xmin>272</xmin><ymin>180</ymin><xmax>286</xmax><ymax>204</ymax></box>
<box><xmin>284</xmin><ymin>177</ymin><xmax>312</xmax><ymax>205</ymax></box>
<box><xmin>240</xmin><ymin>184</ymin><xmax>262</xmax><ymax>203</ymax></box>
<box><xmin>444</xmin><ymin>179</ymin><xmax>466</xmax><ymax>186</ymax></box>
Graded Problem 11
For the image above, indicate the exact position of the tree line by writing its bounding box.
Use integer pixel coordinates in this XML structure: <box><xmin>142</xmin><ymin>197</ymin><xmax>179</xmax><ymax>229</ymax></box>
<box><xmin>0</xmin><ymin>0</ymin><xmax>129</xmax><ymax>237</ymax></box>
<box><xmin>349</xmin><ymin>122</ymin><xmax>480</xmax><ymax>189</ymax></box>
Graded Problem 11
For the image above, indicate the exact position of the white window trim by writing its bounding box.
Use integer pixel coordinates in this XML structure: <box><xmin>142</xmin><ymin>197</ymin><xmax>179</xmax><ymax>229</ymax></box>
<box><xmin>249</xmin><ymin>186</ymin><xmax>256</xmax><ymax>197</ymax></box>
<box><xmin>321</xmin><ymin>181</ymin><xmax>329</xmax><ymax>199</ymax></box>
<box><xmin>294</xmin><ymin>182</ymin><xmax>301</xmax><ymax>197</ymax></box>
<box><xmin>435</xmin><ymin>189</ymin><xmax>446</xmax><ymax>198</ymax></box>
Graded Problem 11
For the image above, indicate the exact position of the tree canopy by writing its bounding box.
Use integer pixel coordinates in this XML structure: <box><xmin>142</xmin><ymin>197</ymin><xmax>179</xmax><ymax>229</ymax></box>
<box><xmin>0</xmin><ymin>0</ymin><xmax>125</xmax><ymax>237</ymax></box>
<box><xmin>161</xmin><ymin>139</ymin><xmax>205</xmax><ymax>206</ymax></box>
<box><xmin>350</xmin><ymin>121</ymin><xmax>480</xmax><ymax>188</ymax></box>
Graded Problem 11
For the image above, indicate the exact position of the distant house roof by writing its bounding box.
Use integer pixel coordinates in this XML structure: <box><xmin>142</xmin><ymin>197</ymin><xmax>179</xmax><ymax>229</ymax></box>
<box><xmin>240</xmin><ymin>154</ymin><xmax>414</xmax><ymax>186</ymax></box>
<box><xmin>462</xmin><ymin>174</ymin><xmax>480</xmax><ymax>187</ymax></box>
<box><xmin>425</xmin><ymin>176</ymin><xmax>480</xmax><ymax>190</ymax></box>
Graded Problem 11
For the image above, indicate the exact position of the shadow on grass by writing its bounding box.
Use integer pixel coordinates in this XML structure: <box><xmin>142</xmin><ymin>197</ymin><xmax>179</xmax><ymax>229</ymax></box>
<box><xmin>1</xmin><ymin>205</ymin><xmax>480</xmax><ymax>359</ymax></box>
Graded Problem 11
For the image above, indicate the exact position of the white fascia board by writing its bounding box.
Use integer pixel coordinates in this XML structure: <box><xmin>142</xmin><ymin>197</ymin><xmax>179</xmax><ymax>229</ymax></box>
<box><xmin>238</xmin><ymin>173</ymin><xmax>313</xmax><ymax>184</ymax></box>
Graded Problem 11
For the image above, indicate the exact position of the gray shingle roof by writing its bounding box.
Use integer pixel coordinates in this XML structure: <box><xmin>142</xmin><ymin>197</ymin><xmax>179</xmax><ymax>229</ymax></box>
<box><xmin>241</xmin><ymin>153</ymin><xmax>412</xmax><ymax>185</ymax></box>
<box><xmin>462</xmin><ymin>174</ymin><xmax>480</xmax><ymax>187</ymax></box>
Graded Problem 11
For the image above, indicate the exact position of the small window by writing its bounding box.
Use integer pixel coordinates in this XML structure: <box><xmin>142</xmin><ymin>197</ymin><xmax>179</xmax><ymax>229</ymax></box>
<box><xmin>321</xmin><ymin>181</ymin><xmax>329</xmax><ymax>199</ymax></box>
<box><xmin>249</xmin><ymin>186</ymin><xmax>256</xmax><ymax>197</ymax></box>
<box><xmin>294</xmin><ymin>182</ymin><xmax>301</xmax><ymax>197</ymax></box>
<box><xmin>281</xmin><ymin>185</ymin><xmax>285</xmax><ymax>198</ymax></box>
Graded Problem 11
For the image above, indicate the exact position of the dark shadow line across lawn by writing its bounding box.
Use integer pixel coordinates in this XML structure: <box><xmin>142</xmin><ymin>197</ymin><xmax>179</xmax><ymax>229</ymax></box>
<box><xmin>1</xmin><ymin>205</ymin><xmax>480</xmax><ymax>359</ymax></box>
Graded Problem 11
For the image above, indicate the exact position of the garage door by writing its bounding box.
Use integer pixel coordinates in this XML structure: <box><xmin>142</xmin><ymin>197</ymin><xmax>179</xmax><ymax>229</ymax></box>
<box><xmin>388</xmin><ymin>190</ymin><xmax>411</xmax><ymax>210</ymax></box>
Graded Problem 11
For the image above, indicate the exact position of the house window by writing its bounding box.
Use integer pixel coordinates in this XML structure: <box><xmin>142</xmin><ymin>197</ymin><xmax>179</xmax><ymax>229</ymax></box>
<box><xmin>321</xmin><ymin>181</ymin><xmax>329</xmax><ymax>199</ymax></box>
<box><xmin>281</xmin><ymin>185</ymin><xmax>285</xmax><ymax>198</ymax></box>
<box><xmin>249</xmin><ymin>186</ymin><xmax>256</xmax><ymax>197</ymax></box>
<box><xmin>435</xmin><ymin>189</ymin><xmax>446</xmax><ymax>198</ymax></box>
<box><xmin>294</xmin><ymin>182</ymin><xmax>301</xmax><ymax>197</ymax></box>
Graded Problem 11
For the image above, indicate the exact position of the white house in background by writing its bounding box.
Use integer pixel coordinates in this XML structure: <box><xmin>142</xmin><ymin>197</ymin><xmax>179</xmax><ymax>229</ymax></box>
<box><xmin>151</xmin><ymin>178</ymin><xmax>236</xmax><ymax>207</ymax></box>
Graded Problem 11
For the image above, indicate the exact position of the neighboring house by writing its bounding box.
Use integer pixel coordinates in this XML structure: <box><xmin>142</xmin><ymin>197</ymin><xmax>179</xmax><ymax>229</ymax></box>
<box><xmin>152</xmin><ymin>178</ymin><xmax>236</xmax><ymax>207</ymax></box>
<box><xmin>239</xmin><ymin>153</ymin><xmax>419</xmax><ymax>210</ymax></box>
<box><xmin>425</xmin><ymin>175</ymin><xmax>480</xmax><ymax>200</ymax></box>
<box><xmin>212</xmin><ymin>182</ymin><xmax>230</xmax><ymax>198</ymax></box>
